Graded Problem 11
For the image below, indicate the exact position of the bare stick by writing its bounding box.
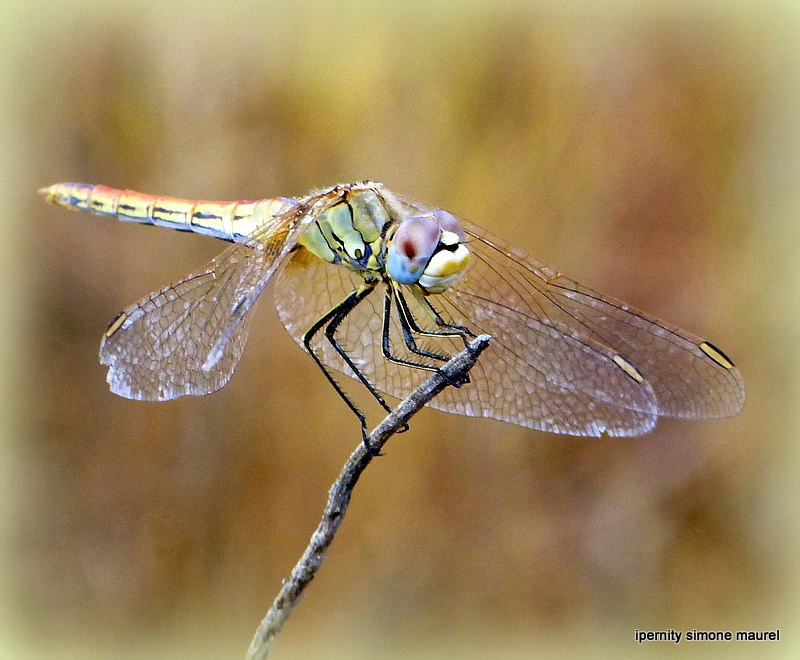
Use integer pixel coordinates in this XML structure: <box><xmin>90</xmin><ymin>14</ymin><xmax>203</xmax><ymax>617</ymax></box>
<box><xmin>245</xmin><ymin>334</ymin><xmax>491</xmax><ymax>660</ymax></box>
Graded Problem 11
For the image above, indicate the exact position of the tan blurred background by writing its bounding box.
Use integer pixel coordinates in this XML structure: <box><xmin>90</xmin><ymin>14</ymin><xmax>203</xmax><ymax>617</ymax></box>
<box><xmin>1</xmin><ymin>0</ymin><xmax>798</xmax><ymax>658</ymax></box>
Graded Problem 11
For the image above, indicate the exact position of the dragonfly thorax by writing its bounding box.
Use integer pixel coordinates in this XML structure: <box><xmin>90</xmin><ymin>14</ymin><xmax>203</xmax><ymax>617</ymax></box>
<box><xmin>299</xmin><ymin>189</ymin><xmax>388</xmax><ymax>275</ymax></box>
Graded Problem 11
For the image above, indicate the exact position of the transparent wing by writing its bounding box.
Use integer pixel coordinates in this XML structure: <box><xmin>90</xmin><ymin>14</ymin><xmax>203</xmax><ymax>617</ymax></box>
<box><xmin>275</xmin><ymin>247</ymin><xmax>421</xmax><ymax>395</ymax></box>
<box><xmin>274</xmin><ymin>217</ymin><xmax>744</xmax><ymax>437</ymax></box>
<box><xmin>275</xmin><ymin>248</ymin><xmax>659</xmax><ymax>436</ymax></box>
<box><xmin>100</xmin><ymin>197</ymin><xmax>326</xmax><ymax>401</ymax></box>
<box><xmin>451</xmin><ymin>218</ymin><xmax>745</xmax><ymax>421</ymax></box>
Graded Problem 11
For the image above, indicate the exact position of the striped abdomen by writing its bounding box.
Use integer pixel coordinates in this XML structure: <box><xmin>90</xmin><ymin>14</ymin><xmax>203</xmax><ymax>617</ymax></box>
<box><xmin>39</xmin><ymin>182</ymin><xmax>294</xmax><ymax>242</ymax></box>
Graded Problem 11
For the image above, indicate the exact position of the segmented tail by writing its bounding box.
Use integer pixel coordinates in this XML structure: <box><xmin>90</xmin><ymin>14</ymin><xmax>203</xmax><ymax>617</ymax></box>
<box><xmin>39</xmin><ymin>182</ymin><xmax>293</xmax><ymax>242</ymax></box>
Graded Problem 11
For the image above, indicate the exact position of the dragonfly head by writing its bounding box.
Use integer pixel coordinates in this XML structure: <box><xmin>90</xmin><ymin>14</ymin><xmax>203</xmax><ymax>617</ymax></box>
<box><xmin>387</xmin><ymin>210</ymin><xmax>470</xmax><ymax>293</ymax></box>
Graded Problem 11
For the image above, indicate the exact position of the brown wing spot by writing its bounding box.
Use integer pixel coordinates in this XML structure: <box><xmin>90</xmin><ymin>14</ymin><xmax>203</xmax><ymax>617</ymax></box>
<box><xmin>105</xmin><ymin>312</ymin><xmax>127</xmax><ymax>338</ymax></box>
<box><xmin>699</xmin><ymin>341</ymin><xmax>735</xmax><ymax>370</ymax></box>
<box><xmin>612</xmin><ymin>354</ymin><xmax>645</xmax><ymax>383</ymax></box>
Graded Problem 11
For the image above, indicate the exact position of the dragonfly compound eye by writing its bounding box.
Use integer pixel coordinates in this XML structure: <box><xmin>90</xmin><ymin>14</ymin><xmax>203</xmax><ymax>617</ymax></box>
<box><xmin>433</xmin><ymin>209</ymin><xmax>466</xmax><ymax>242</ymax></box>
<box><xmin>387</xmin><ymin>215</ymin><xmax>441</xmax><ymax>284</ymax></box>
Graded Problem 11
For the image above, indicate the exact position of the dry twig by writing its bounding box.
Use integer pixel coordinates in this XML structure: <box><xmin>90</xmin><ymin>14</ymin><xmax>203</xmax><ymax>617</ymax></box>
<box><xmin>245</xmin><ymin>334</ymin><xmax>492</xmax><ymax>660</ymax></box>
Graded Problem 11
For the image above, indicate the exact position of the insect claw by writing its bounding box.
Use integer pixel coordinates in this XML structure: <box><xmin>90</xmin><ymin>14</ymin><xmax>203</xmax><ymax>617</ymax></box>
<box><xmin>437</xmin><ymin>368</ymin><xmax>469</xmax><ymax>388</ymax></box>
<box><xmin>362</xmin><ymin>432</ymin><xmax>383</xmax><ymax>456</ymax></box>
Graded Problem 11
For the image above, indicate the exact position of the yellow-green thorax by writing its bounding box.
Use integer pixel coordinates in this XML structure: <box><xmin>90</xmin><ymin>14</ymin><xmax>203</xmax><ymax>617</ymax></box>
<box><xmin>299</xmin><ymin>188</ymin><xmax>390</xmax><ymax>276</ymax></box>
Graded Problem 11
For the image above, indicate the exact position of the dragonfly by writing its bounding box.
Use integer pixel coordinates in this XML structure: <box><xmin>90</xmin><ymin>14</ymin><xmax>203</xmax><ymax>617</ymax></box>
<box><xmin>40</xmin><ymin>181</ymin><xmax>745</xmax><ymax>442</ymax></box>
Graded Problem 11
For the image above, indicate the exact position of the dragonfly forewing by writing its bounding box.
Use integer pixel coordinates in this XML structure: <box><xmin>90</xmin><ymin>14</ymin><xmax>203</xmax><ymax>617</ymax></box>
<box><xmin>454</xmin><ymin>218</ymin><xmax>745</xmax><ymax>420</ymax></box>
<box><xmin>99</xmin><ymin>199</ymin><xmax>327</xmax><ymax>401</ymax></box>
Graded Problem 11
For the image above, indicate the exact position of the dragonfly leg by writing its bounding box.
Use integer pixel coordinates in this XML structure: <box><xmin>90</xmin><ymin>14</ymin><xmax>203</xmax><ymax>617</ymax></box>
<box><xmin>426</xmin><ymin>299</ymin><xmax>478</xmax><ymax>365</ymax></box>
<box><xmin>381</xmin><ymin>288</ymin><xmax>468</xmax><ymax>389</ymax></box>
<box><xmin>303</xmin><ymin>282</ymin><xmax>395</xmax><ymax>454</ymax></box>
<box><xmin>394</xmin><ymin>287</ymin><xmax>476</xmax><ymax>386</ymax></box>
<box><xmin>404</xmin><ymin>286</ymin><xmax>476</xmax><ymax>349</ymax></box>
<box><xmin>425</xmin><ymin>298</ymin><xmax>477</xmax><ymax>348</ymax></box>
<box><xmin>387</xmin><ymin>288</ymin><xmax>451</xmax><ymax>364</ymax></box>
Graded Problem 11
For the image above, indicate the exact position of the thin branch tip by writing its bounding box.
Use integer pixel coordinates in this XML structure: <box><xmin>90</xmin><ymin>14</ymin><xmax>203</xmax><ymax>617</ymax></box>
<box><xmin>245</xmin><ymin>333</ymin><xmax>491</xmax><ymax>660</ymax></box>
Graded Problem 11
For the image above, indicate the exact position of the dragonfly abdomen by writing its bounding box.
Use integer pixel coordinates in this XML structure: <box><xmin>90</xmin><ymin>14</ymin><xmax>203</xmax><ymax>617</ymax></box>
<box><xmin>40</xmin><ymin>182</ymin><xmax>293</xmax><ymax>242</ymax></box>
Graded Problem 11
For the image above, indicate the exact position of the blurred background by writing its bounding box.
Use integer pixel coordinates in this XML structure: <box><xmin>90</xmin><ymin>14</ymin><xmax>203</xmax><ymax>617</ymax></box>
<box><xmin>1</xmin><ymin>0</ymin><xmax>798</xmax><ymax>658</ymax></box>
